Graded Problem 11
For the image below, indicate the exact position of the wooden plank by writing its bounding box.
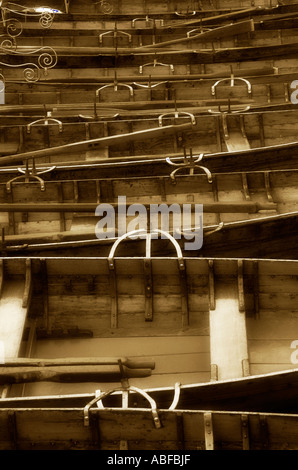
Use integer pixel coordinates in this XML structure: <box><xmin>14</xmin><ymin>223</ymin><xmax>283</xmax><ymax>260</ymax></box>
<box><xmin>0</xmin><ymin>277</ymin><xmax>30</xmax><ymax>359</ymax></box>
<box><xmin>0</xmin><ymin>408</ymin><xmax>297</xmax><ymax>450</ymax></box>
<box><xmin>209</xmin><ymin>266</ymin><xmax>249</xmax><ymax>380</ymax></box>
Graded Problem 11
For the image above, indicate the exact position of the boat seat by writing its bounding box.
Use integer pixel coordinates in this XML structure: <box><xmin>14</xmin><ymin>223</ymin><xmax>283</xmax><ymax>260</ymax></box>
<box><xmin>224</xmin><ymin>129</ymin><xmax>251</xmax><ymax>152</ymax></box>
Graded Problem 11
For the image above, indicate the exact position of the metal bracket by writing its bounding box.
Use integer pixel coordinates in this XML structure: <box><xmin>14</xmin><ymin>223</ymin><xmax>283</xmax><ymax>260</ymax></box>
<box><xmin>208</xmin><ymin>104</ymin><xmax>250</xmax><ymax>141</ymax></box>
<box><xmin>166</xmin><ymin>148</ymin><xmax>212</xmax><ymax>183</ymax></box>
<box><xmin>204</xmin><ymin>222</ymin><xmax>224</xmax><ymax>238</ymax></box>
<box><xmin>175</xmin><ymin>11</ymin><xmax>196</xmax><ymax>16</ymax></box>
<box><xmin>208</xmin><ymin>101</ymin><xmax>251</xmax><ymax>117</ymax></box>
<box><xmin>139</xmin><ymin>58</ymin><xmax>174</xmax><ymax>75</ymax></box>
<box><xmin>96</xmin><ymin>82</ymin><xmax>134</xmax><ymax>99</ymax></box>
<box><xmin>132</xmin><ymin>16</ymin><xmax>157</xmax><ymax>28</ymax></box>
<box><xmin>108</xmin><ymin>228</ymin><xmax>184</xmax><ymax>269</ymax></box>
<box><xmin>133</xmin><ymin>79</ymin><xmax>167</xmax><ymax>100</ymax></box>
<box><xmin>6</xmin><ymin>159</ymin><xmax>56</xmax><ymax>193</ymax></box>
<box><xmin>108</xmin><ymin>229</ymin><xmax>186</xmax><ymax>323</ymax></box>
<box><xmin>99</xmin><ymin>27</ymin><xmax>131</xmax><ymax>45</ymax></box>
<box><xmin>158</xmin><ymin>111</ymin><xmax>196</xmax><ymax>127</ymax></box>
<box><xmin>169</xmin><ymin>382</ymin><xmax>181</xmax><ymax>410</ymax></box>
<box><xmin>187</xmin><ymin>27</ymin><xmax>211</xmax><ymax>37</ymax></box>
<box><xmin>84</xmin><ymin>383</ymin><xmax>161</xmax><ymax>429</ymax></box>
<box><xmin>211</xmin><ymin>76</ymin><xmax>252</xmax><ymax>99</ymax></box>
<box><xmin>133</xmin><ymin>80</ymin><xmax>167</xmax><ymax>89</ymax></box>
<box><xmin>96</xmin><ymin>71</ymin><xmax>134</xmax><ymax>100</ymax></box>
<box><xmin>27</xmin><ymin>111</ymin><xmax>62</xmax><ymax>133</ymax></box>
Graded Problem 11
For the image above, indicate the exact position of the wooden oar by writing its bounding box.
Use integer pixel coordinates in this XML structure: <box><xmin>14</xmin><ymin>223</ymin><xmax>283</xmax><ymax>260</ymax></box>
<box><xmin>0</xmin><ymin>121</ymin><xmax>194</xmax><ymax>166</ymax></box>
<box><xmin>0</xmin><ymin>202</ymin><xmax>277</xmax><ymax>213</ymax></box>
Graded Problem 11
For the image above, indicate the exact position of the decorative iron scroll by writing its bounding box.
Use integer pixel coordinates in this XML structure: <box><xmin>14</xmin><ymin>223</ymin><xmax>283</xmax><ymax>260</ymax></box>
<box><xmin>93</xmin><ymin>0</ymin><xmax>113</xmax><ymax>14</ymax></box>
<box><xmin>0</xmin><ymin>45</ymin><xmax>58</xmax><ymax>81</ymax></box>
<box><xmin>0</xmin><ymin>17</ymin><xmax>22</xmax><ymax>49</ymax></box>
<box><xmin>0</xmin><ymin>3</ymin><xmax>57</xmax><ymax>28</ymax></box>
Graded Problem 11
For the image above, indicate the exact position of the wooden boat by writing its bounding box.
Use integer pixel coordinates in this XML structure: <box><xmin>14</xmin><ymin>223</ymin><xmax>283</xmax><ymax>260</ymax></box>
<box><xmin>0</xmin><ymin>0</ymin><xmax>297</xmax><ymax>453</ymax></box>
<box><xmin>3</xmin><ymin>212</ymin><xmax>298</xmax><ymax>260</ymax></box>
<box><xmin>0</xmin><ymin>252</ymin><xmax>298</xmax><ymax>450</ymax></box>
<box><xmin>0</xmin><ymin>167</ymin><xmax>295</xmax><ymax>251</ymax></box>
<box><xmin>1</xmin><ymin>107</ymin><xmax>298</xmax><ymax>168</ymax></box>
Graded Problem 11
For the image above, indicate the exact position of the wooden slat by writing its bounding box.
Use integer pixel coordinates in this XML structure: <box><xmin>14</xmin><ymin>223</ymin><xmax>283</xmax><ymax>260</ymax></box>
<box><xmin>209</xmin><ymin>262</ymin><xmax>250</xmax><ymax>380</ymax></box>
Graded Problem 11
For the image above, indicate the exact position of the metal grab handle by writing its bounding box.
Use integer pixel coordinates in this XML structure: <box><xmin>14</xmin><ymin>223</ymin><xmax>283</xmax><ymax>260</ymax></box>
<box><xmin>166</xmin><ymin>150</ymin><xmax>212</xmax><ymax>183</ymax></box>
<box><xmin>139</xmin><ymin>59</ymin><xmax>174</xmax><ymax>75</ymax></box>
<box><xmin>6</xmin><ymin>159</ymin><xmax>56</xmax><ymax>192</ymax></box>
<box><xmin>108</xmin><ymin>229</ymin><xmax>184</xmax><ymax>270</ymax></box>
<box><xmin>175</xmin><ymin>11</ymin><xmax>196</xmax><ymax>16</ymax></box>
<box><xmin>133</xmin><ymin>81</ymin><xmax>166</xmax><ymax>89</ymax></box>
<box><xmin>169</xmin><ymin>382</ymin><xmax>181</xmax><ymax>410</ymax></box>
<box><xmin>211</xmin><ymin>77</ymin><xmax>252</xmax><ymax>98</ymax></box>
<box><xmin>187</xmin><ymin>27</ymin><xmax>211</xmax><ymax>37</ymax></box>
<box><xmin>96</xmin><ymin>83</ymin><xmax>134</xmax><ymax>100</ymax></box>
<box><xmin>208</xmin><ymin>104</ymin><xmax>251</xmax><ymax>115</ymax></box>
<box><xmin>132</xmin><ymin>16</ymin><xmax>156</xmax><ymax>28</ymax></box>
<box><xmin>99</xmin><ymin>29</ymin><xmax>132</xmax><ymax>44</ymax></box>
<box><xmin>84</xmin><ymin>384</ymin><xmax>161</xmax><ymax>428</ymax></box>
<box><xmin>158</xmin><ymin>111</ymin><xmax>196</xmax><ymax>127</ymax></box>
<box><xmin>27</xmin><ymin>111</ymin><xmax>62</xmax><ymax>133</ymax></box>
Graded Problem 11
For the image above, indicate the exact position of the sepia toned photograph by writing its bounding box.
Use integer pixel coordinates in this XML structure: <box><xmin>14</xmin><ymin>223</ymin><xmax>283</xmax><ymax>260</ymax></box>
<box><xmin>0</xmin><ymin>0</ymin><xmax>297</xmax><ymax>454</ymax></box>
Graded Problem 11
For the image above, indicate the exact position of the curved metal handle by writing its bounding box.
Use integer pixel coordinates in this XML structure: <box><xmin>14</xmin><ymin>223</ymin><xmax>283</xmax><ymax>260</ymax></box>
<box><xmin>186</xmin><ymin>27</ymin><xmax>211</xmax><ymax>37</ymax></box>
<box><xmin>169</xmin><ymin>382</ymin><xmax>181</xmax><ymax>410</ymax></box>
<box><xmin>27</xmin><ymin>112</ymin><xmax>62</xmax><ymax>133</ymax></box>
<box><xmin>108</xmin><ymin>229</ymin><xmax>184</xmax><ymax>270</ymax></box>
<box><xmin>99</xmin><ymin>29</ymin><xmax>131</xmax><ymax>44</ymax></box>
<box><xmin>166</xmin><ymin>152</ymin><xmax>212</xmax><ymax>183</ymax></box>
<box><xmin>6</xmin><ymin>160</ymin><xmax>56</xmax><ymax>193</ymax></box>
<box><xmin>133</xmin><ymin>81</ymin><xmax>166</xmax><ymax>89</ymax></box>
<box><xmin>131</xmin><ymin>16</ymin><xmax>155</xmax><ymax>28</ymax></box>
<box><xmin>139</xmin><ymin>59</ymin><xmax>174</xmax><ymax>75</ymax></box>
<box><xmin>84</xmin><ymin>384</ymin><xmax>161</xmax><ymax>428</ymax></box>
<box><xmin>96</xmin><ymin>83</ymin><xmax>134</xmax><ymax>100</ymax></box>
<box><xmin>208</xmin><ymin>105</ymin><xmax>251</xmax><ymax>115</ymax></box>
<box><xmin>211</xmin><ymin>77</ymin><xmax>252</xmax><ymax>98</ymax></box>
<box><xmin>175</xmin><ymin>11</ymin><xmax>196</xmax><ymax>16</ymax></box>
<box><xmin>158</xmin><ymin>111</ymin><xmax>196</xmax><ymax>127</ymax></box>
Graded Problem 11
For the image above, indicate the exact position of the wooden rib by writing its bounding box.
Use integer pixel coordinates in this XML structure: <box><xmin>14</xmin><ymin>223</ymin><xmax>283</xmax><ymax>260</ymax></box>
<box><xmin>237</xmin><ymin>260</ymin><xmax>245</xmax><ymax>313</ymax></box>
<box><xmin>204</xmin><ymin>412</ymin><xmax>214</xmax><ymax>450</ymax></box>
<box><xmin>143</xmin><ymin>258</ymin><xmax>153</xmax><ymax>322</ymax></box>
<box><xmin>241</xmin><ymin>414</ymin><xmax>250</xmax><ymax>450</ymax></box>
<box><xmin>22</xmin><ymin>259</ymin><xmax>32</xmax><ymax>310</ymax></box>
<box><xmin>0</xmin><ymin>260</ymin><xmax>4</xmax><ymax>299</ymax></box>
